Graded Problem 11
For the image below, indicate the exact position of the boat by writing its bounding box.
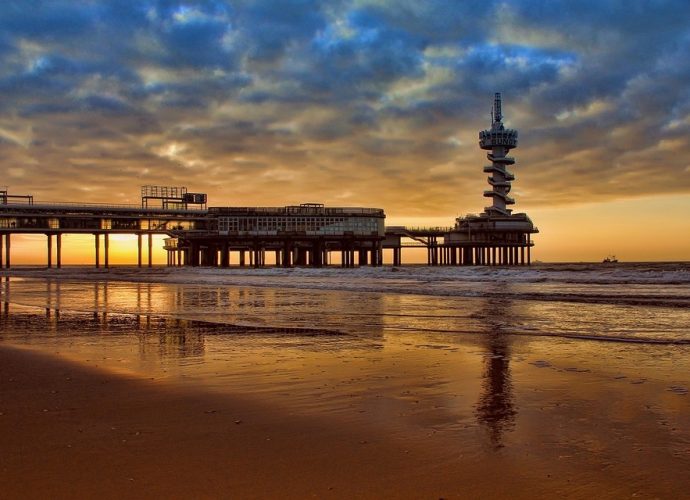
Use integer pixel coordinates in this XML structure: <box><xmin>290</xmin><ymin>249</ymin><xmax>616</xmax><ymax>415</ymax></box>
<box><xmin>602</xmin><ymin>255</ymin><xmax>618</xmax><ymax>263</ymax></box>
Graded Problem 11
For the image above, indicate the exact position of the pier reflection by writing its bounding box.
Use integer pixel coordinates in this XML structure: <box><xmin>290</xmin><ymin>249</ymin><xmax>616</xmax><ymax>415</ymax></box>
<box><xmin>0</xmin><ymin>276</ymin><xmax>379</xmax><ymax>366</ymax></box>
<box><xmin>474</xmin><ymin>297</ymin><xmax>517</xmax><ymax>449</ymax></box>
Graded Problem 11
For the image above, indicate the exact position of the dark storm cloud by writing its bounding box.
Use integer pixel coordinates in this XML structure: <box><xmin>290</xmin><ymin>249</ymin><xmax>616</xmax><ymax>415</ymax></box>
<box><xmin>1</xmin><ymin>0</ymin><xmax>689</xmax><ymax>215</ymax></box>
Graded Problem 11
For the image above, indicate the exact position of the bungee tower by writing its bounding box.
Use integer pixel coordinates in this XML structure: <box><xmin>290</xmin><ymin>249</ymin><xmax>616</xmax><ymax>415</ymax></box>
<box><xmin>445</xmin><ymin>93</ymin><xmax>538</xmax><ymax>265</ymax></box>
<box><xmin>480</xmin><ymin>93</ymin><xmax>518</xmax><ymax>216</ymax></box>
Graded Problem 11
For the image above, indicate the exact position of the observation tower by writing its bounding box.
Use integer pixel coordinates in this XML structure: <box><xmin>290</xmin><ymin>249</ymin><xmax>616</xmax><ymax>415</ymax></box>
<box><xmin>480</xmin><ymin>93</ymin><xmax>518</xmax><ymax>216</ymax></box>
<box><xmin>445</xmin><ymin>93</ymin><xmax>538</xmax><ymax>265</ymax></box>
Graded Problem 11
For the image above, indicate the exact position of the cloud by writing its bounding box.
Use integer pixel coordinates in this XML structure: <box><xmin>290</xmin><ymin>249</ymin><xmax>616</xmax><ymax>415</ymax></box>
<box><xmin>0</xmin><ymin>0</ymin><xmax>689</xmax><ymax>218</ymax></box>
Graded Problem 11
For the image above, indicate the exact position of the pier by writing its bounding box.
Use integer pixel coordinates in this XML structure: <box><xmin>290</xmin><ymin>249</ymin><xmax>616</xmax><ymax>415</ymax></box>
<box><xmin>0</xmin><ymin>95</ymin><xmax>537</xmax><ymax>268</ymax></box>
<box><xmin>0</xmin><ymin>192</ymin><xmax>533</xmax><ymax>267</ymax></box>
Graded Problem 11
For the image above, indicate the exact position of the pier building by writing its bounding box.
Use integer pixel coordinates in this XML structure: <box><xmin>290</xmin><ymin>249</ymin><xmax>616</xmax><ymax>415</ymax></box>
<box><xmin>0</xmin><ymin>188</ymin><xmax>385</xmax><ymax>268</ymax></box>
<box><xmin>167</xmin><ymin>204</ymin><xmax>385</xmax><ymax>268</ymax></box>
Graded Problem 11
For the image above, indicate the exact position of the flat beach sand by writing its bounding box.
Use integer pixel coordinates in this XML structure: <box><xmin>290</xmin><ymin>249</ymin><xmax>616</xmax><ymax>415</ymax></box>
<box><xmin>1</xmin><ymin>346</ymin><xmax>548</xmax><ymax>500</ymax></box>
<box><xmin>2</xmin><ymin>342</ymin><xmax>689</xmax><ymax>499</ymax></box>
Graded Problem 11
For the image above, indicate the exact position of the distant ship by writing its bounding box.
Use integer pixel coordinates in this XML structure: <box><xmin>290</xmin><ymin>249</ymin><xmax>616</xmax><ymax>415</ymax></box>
<box><xmin>602</xmin><ymin>255</ymin><xmax>618</xmax><ymax>263</ymax></box>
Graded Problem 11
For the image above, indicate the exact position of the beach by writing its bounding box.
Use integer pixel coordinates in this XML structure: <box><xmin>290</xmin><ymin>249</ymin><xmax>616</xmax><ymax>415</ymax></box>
<box><xmin>1</xmin><ymin>264</ymin><xmax>689</xmax><ymax>498</ymax></box>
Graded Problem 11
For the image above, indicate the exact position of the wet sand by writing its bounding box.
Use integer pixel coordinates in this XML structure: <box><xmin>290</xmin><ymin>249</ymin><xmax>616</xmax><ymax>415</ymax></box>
<box><xmin>1</xmin><ymin>344</ymin><xmax>687</xmax><ymax>499</ymax></box>
<box><xmin>2</xmin><ymin>345</ymin><xmax>553</xmax><ymax>500</ymax></box>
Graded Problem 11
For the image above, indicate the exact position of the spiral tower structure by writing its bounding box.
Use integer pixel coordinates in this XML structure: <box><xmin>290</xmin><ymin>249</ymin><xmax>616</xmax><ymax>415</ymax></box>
<box><xmin>446</xmin><ymin>93</ymin><xmax>538</xmax><ymax>266</ymax></box>
<box><xmin>479</xmin><ymin>93</ymin><xmax>518</xmax><ymax>216</ymax></box>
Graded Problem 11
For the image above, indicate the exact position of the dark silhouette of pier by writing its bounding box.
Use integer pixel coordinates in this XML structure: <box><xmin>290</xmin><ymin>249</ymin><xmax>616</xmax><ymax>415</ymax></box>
<box><xmin>1</xmin><ymin>187</ymin><xmax>534</xmax><ymax>268</ymax></box>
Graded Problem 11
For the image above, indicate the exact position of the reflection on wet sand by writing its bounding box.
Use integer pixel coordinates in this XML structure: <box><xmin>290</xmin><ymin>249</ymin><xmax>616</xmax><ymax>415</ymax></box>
<box><xmin>474</xmin><ymin>297</ymin><xmax>516</xmax><ymax>449</ymax></box>
<box><xmin>0</xmin><ymin>307</ymin><xmax>358</xmax><ymax>360</ymax></box>
<box><xmin>476</xmin><ymin>332</ymin><xmax>515</xmax><ymax>448</ymax></box>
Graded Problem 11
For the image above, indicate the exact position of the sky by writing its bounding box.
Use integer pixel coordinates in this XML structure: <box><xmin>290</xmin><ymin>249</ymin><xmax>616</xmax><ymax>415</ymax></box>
<box><xmin>1</xmin><ymin>0</ymin><xmax>690</xmax><ymax>263</ymax></box>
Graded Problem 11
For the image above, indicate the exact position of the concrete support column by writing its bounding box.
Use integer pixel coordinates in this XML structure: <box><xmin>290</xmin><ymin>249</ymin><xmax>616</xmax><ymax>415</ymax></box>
<box><xmin>520</xmin><ymin>246</ymin><xmax>525</xmax><ymax>266</ymax></box>
<box><xmin>239</xmin><ymin>250</ymin><xmax>245</xmax><ymax>267</ymax></box>
<box><xmin>104</xmin><ymin>233</ymin><xmax>110</xmax><ymax>268</ymax></box>
<box><xmin>0</xmin><ymin>234</ymin><xmax>4</xmax><ymax>268</ymax></box>
<box><xmin>295</xmin><ymin>248</ymin><xmax>307</xmax><ymax>266</ymax></box>
<box><xmin>56</xmin><ymin>234</ymin><xmax>62</xmax><ymax>269</ymax></box>
<box><xmin>190</xmin><ymin>242</ymin><xmax>200</xmax><ymax>266</ymax></box>
<box><xmin>282</xmin><ymin>243</ymin><xmax>291</xmax><ymax>268</ymax></box>
<box><xmin>47</xmin><ymin>234</ymin><xmax>53</xmax><ymax>268</ymax></box>
<box><xmin>313</xmin><ymin>242</ymin><xmax>323</xmax><ymax>268</ymax></box>
<box><xmin>527</xmin><ymin>242</ymin><xmax>531</xmax><ymax>266</ymax></box>
<box><xmin>95</xmin><ymin>234</ymin><xmax>100</xmax><ymax>268</ymax></box>
<box><xmin>222</xmin><ymin>243</ymin><xmax>230</xmax><ymax>268</ymax></box>
<box><xmin>148</xmin><ymin>233</ymin><xmax>153</xmax><ymax>268</ymax></box>
<box><xmin>211</xmin><ymin>245</ymin><xmax>219</xmax><ymax>267</ymax></box>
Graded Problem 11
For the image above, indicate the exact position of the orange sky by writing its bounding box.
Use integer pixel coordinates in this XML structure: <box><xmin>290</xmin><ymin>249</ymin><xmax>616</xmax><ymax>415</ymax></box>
<box><xmin>5</xmin><ymin>193</ymin><xmax>689</xmax><ymax>265</ymax></box>
<box><xmin>2</xmin><ymin>1</ymin><xmax>689</xmax><ymax>263</ymax></box>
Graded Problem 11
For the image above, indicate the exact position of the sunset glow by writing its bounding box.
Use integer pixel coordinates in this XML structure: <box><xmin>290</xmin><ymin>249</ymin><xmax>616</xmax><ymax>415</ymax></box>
<box><xmin>2</xmin><ymin>1</ymin><xmax>689</xmax><ymax>262</ymax></box>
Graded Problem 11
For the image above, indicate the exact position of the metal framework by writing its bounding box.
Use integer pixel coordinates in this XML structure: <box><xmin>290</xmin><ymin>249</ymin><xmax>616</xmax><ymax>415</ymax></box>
<box><xmin>141</xmin><ymin>185</ymin><xmax>207</xmax><ymax>210</ymax></box>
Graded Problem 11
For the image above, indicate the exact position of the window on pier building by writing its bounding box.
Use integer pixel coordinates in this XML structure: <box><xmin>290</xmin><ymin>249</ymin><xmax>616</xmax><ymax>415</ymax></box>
<box><xmin>217</xmin><ymin>215</ymin><xmax>380</xmax><ymax>236</ymax></box>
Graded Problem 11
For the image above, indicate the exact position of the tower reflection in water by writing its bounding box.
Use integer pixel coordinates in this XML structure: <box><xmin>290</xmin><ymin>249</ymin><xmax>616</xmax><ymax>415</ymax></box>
<box><xmin>474</xmin><ymin>298</ymin><xmax>517</xmax><ymax>449</ymax></box>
